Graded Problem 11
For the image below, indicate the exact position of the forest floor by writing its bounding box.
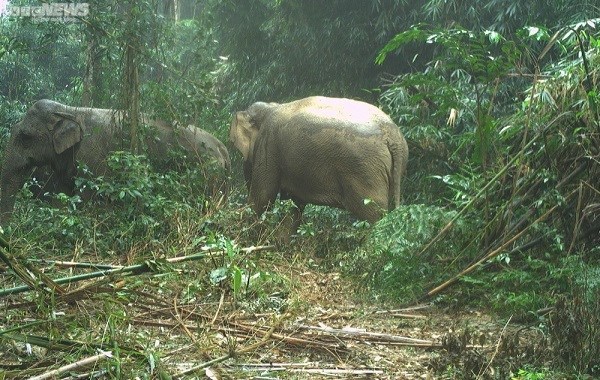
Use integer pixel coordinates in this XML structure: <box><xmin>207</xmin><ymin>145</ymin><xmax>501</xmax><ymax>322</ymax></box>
<box><xmin>169</xmin><ymin>251</ymin><xmax>543</xmax><ymax>380</ymax></box>
<box><xmin>1</xmin><ymin>238</ymin><xmax>548</xmax><ymax>380</ymax></box>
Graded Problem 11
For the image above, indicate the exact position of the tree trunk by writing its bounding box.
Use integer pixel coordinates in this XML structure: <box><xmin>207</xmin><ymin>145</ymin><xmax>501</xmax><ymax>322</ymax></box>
<box><xmin>161</xmin><ymin>0</ymin><xmax>179</xmax><ymax>21</ymax></box>
<box><xmin>124</xmin><ymin>43</ymin><xmax>140</xmax><ymax>153</ymax></box>
<box><xmin>81</xmin><ymin>35</ymin><xmax>96</xmax><ymax>107</ymax></box>
<box><xmin>122</xmin><ymin>1</ymin><xmax>141</xmax><ymax>153</ymax></box>
<box><xmin>173</xmin><ymin>0</ymin><xmax>180</xmax><ymax>22</ymax></box>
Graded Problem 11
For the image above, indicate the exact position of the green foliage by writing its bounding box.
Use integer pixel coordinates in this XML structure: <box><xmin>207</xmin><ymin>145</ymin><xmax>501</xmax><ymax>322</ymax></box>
<box><xmin>549</xmin><ymin>274</ymin><xmax>600</xmax><ymax>376</ymax></box>
<box><xmin>8</xmin><ymin>151</ymin><xmax>207</xmax><ymax>255</ymax></box>
<box><xmin>512</xmin><ymin>367</ymin><xmax>547</xmax><ymax>380</ymax></box>
<box><xmin>297</xmin><ymin>205</ymin><xmax>371</xmax><ymax>258</ymax></box>
<box><xmin>212</xmin><ymin>0</ymin><xmax>416</xmax><ymax>106</ymax></box>
<box><xmin>422</xmin><ymin>0</ymin><xmax>592</xmax><ymax>34</ymax></box>
<box><xmin>5</xmin><ymin>154</ymin><xmax>291</xmax><ymax>319</ymax></box>
<box><xmin>379</xmin><ymin>25</ymin><xmax>523</xmax><ymax>147</ymax></box>
<box><xmin>0</xmin><ymin>97</ymin><xmax>27</xmax><ymax>150</ymax></box>
<box><xmin>377</xmin><ymin>26</ymin><xmax>540</xmax><ymax>208</ymax></box>
<box><xmin>205</xmin><ymin>234</ymin><xmax>289</xmax><ymax>312</ymax></box>
<box><xmin>78</xmin><ymin>151</ymin><xmax>207</xmax><ymax>225</ymax></box>
<box><xmin>376</xmin><ymin>16</ymin><xmax>600</xmax><ymax>320</ymax></box>
<box><xmin>0</xmin><ymin>14</ymin><xmax>83</xmax><ymax>103</ymax></box>
<box><xmin>350</xmin><ymin>204</ymin><xmax>476</xmax><ymax>303</ymax></box>
<box><xmin>140</xmin><ymin>17</ymin><xmax>225</xmax><ymax>126</ymax></box>
<box><xmin>2</xmin><ymin>1</ymin><xmax>600</xmax><ymax>377</ymax></box>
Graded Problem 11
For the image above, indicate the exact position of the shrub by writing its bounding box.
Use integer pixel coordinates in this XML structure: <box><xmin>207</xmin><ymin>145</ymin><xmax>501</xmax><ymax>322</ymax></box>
<box><xmin>548</xmin><ymin>265</ymin><xmax>600</xmax><ymax>376</ymax></box>
<box><xmin>350</xmin><ymin>204</ymin><xmax>477</xmax><ymax>303</ymax></box>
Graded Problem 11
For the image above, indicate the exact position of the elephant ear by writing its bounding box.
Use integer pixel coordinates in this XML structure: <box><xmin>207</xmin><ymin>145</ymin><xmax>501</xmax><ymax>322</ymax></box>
<box><xmin>51</xmin><ymin>112</ymin><xmax>84</xmax><ymax>154</ymax></box>
<box><xmin>230</xmin><ymin>111</ymin><xmax>257</xmax><ymax>161</ymax></box>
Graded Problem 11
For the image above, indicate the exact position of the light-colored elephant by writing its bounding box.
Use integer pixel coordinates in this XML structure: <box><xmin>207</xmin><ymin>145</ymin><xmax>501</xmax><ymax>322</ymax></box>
<box><xmin>229</xmin><ymin>96</ymin><xmax>408</xmax><ymax>232</ymax></box>
<box><xmin>0</xmin><ymin>99</ymin><xmax>230</xmax><ymax>223</ymax></box>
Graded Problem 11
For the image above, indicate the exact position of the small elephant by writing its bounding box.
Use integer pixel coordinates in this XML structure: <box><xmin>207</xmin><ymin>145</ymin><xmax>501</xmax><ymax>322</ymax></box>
<box><xmin>0</xmin><ymin>99</ymin><xmax>230</xmax><ymax>223</ymax></box>
<box><xmin>229</xmin><ymin>96</ymin><xmax>408</xmax><ymax>233</ymax></box>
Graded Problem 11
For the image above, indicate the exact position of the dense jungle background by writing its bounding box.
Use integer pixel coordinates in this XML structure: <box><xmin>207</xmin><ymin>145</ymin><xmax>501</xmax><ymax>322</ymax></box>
<box><xmin>1</xmin><ymin>0</ymin><xmax>599</xmax><ymax>378</ymax></box>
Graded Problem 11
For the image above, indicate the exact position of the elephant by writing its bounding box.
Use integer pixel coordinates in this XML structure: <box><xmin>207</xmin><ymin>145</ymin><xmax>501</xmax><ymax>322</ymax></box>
<box><xmin>0</xmin><ymin>99</ymin><xmax>230</xmax><ymax>223</ymax></box>
<box><xmin>229</xmin><ymin>96</ymin><xmax>408</xmax><ymax>234</ymax></box>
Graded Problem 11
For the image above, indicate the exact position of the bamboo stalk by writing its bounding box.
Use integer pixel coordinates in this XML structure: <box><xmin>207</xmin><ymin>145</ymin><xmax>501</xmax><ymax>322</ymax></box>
<box><xmin>173</xmin><ymin>314</ymin><xmax>288</xmax><ymax>378</ymax></box>
<box><xmin>297</xmin><ymin>324</ymin><xmax>436</xmax><ymax>346</ymax></box>
<box><xmin>0</xmin><ymin>234</ymin><xmax>11</xmax><ymax>250</ymax></box>
<box><xmin>233</xmin><ymin>364</ymin><xmax>384</xmax><ymax>376</ymax></box>
<box><xmin>0</xmin><ymin>261</ymin><xmax>148</xmax><ymax>297</ymax></box>
<box><xmin>424</xmin><ymin>201</ymin><xmax>564</xmax><ymax>299</ymax></box>
<box><xmin>477</xmin><ymin>316</ymin><xmax>512</xmax><ymax>378</ymax></box>
<box><xmin>0</xmin><ymin>246</ymin><xmax>65</xmax><ymax>295</ymax></box>
<box><xmin>374</xmin><ymin>304</ymin><xmax>432</xmax><ymax>314</ymax></box>
<box><xmin>0</xmin><ymin>256</ymin><xmax>183</xmax><ymax>297</ymax></box>
<box><xmin>229</xmin><ymin>320</ymin><xmax>347</xmax><ymax>351</ymax></box>
<box><xmin>0</xmin><ymin>245</ymin><xmax>275</xmax><ymax>298</ymax></box>
<box><xmin>418</xmin><ymin>112</ymin><xmax>573</xmax><ymax>257</ymax></box>
<box><xmin>27</xmin><ymin>259</ymin><xmax>123</xmax><ymax>270</ymax></box>
<box><xmin>27</xmin><ymin>351</ymin><xmax>112</xmax><ymax>380</ymax></box>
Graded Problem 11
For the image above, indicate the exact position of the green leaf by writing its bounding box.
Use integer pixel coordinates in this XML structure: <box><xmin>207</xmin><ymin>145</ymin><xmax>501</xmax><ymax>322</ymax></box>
<box><xmin>232</xmin><ymin>266</ymin><xmax>242</xmax><ymax>296</ymax></box>
<box><xmin>527</xmin><ymin>26</ymin><xmax>540</xmax><ymax>37</ymax></box>
<box><xmin>148</xmin><ymin>352</ymin><xmax>156</xmax><ymax>373</ymax></box>
<box><xmin>210</xmin><ymin>267</ymin><xmax>228</xmax><ymax>285</ymax></box>
<box><xmin>376</xmin><ymin>25</ymin><xmax>429</xmax><ymax>65</ymax></box>
<box><xmin>486</xmin><ymin>30</ymin><xmax>501</xmax><ymax>44</ymax></box>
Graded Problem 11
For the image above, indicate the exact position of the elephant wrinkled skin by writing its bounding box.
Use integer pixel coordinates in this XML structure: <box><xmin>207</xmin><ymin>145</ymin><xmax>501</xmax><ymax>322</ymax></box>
<box><xmin>230</xmin><ymin>96</ymin><xmax>408</xmax><ymax>233</ymax></box>
<box><xmin>0</xmin><ymin>99</ymin><xmax>230</xmax><ymax>223</ymax></box>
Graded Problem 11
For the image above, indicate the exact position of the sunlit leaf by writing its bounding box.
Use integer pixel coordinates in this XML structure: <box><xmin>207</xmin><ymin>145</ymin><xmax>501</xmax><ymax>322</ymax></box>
<box><xmin>527</xmin><ymin>26</ymin><xmax>540</xmax><ymax>37</ymax></box>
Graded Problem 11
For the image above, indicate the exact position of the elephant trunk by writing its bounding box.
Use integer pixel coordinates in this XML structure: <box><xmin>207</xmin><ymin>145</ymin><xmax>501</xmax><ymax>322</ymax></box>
<box><xmin>0</xmin><ymin>151</ymin><xmax>31</xmax><ymax>224</ymax></box>
<box><xmin>242</xmin><ymin>159</ymin><xmax>253</xmax><ymax>191</ymax></box>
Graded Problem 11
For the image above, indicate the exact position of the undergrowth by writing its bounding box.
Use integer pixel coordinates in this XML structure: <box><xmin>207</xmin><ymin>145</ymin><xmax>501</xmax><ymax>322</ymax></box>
<box><xmin>348</xmin><ymin>204</ymin><xmax>477</xmax><ymax>303</ymax></box>
<box><xmin>549</xmin><ymin>274</ymin><xmax>600</xmax><ymax>376</ymax></box>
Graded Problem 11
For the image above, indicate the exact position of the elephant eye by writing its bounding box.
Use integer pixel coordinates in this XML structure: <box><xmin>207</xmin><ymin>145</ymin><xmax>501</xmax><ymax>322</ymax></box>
<box><xmin>17</xmin><ymin>131</ymin><xmax>35</xmax><ymax>148</ymax></box>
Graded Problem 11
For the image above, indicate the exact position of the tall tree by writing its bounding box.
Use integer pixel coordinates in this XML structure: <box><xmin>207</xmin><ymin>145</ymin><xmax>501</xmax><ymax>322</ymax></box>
<box><xmin>212</xmin><ymin>0</ymin><xmax>420</xmax><ymax>106</ymax></box>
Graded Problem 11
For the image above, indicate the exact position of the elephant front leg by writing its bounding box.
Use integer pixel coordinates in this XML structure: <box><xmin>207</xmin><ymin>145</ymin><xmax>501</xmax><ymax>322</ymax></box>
<box><xmin>247</xmin><ymin>159</ymin><xmax>281</xmax><ymax>217</ymax></box>
<box><xmin>0</xmin><ymin>167</ymin><xmax>30</xmax><ymax>225</ymax></box>
<box><xmin>276</xmin><ymin>200</ymin><xmax>305</xmax><ymax>245</ymax></box>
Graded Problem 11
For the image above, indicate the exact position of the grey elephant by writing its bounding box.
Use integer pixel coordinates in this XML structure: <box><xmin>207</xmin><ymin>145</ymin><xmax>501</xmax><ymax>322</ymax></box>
<box><xmin>229</xmin><ymin>96</ymin><xmax>408</xmax><ymax>233</ymax></box>
<box><xmin>0</xmin><ymin>99</ymin><xmax>230</xmax><ymax>223</ymax></box>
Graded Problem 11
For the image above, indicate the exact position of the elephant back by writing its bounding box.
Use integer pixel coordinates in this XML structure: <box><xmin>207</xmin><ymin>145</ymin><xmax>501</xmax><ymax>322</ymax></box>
<box><xmin>273</xmin><ymin>96</ymin><xmax>394</xmax><ymax>137</ymax></box>
<box><xmin>76</xmin><ymin>108</ymin><xmax>126</xmax><ymax>176</ymax></box>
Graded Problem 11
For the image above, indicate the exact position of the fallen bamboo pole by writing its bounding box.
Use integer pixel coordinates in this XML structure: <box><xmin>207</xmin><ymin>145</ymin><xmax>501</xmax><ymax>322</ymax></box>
<box><xmin>0</xmin><ymin>245</ymin><xmax>275</xmax><ymax>297</ymax></box>
<box><xmin>297</xmin><ymin>324</ymin><xmax>437</xmax><ymax>346</ymax></box>
<box><xmin>0</xmin><ymin>260</ymin><xmax>153</xmax><ymax>297</ymax></box>
<box><xmin>27</xmin><ymin>351</ymin><xmax>113</xmax><ymax>380</ymax></box>
<box><xmin>0</xmin><ymin>246</ymin><xmax>66</xmax><ymax>295</ymax></box>
<box><xmin>230</xmin><ymin>363</ymin><xmax>385</xmax><ymax>376</ymax></box>
<box><xmin>27</xmin><ymin>259</ymin><xmax>124</xmax><ymax>270</ymax></box>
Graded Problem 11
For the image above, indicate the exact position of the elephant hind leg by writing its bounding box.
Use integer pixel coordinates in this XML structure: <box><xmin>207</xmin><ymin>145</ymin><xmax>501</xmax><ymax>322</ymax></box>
<box><xmin>342</xmin><ymin>184</ymin><xmax>389</xmax><ymax>224</ymax></box>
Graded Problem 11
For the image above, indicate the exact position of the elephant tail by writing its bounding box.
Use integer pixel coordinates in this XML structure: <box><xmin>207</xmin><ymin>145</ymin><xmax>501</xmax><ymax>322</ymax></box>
<box><xmin>387</xmin><ymin>132</ymin><xmax>408</xmax><ymax>211</ymax></box>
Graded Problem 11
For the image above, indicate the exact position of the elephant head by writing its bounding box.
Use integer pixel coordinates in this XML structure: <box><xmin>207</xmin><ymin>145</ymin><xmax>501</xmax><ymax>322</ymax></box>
<box><xmin>1</xmin><ymin>100</ymin><xmax>83</xmax><ymax>223</ymax></box>
<box><xmin>229</xmin><ymin>96</ymin><xmax>409</xmax><ymax>237</ymax></box>
<box><xmin>230</xmin><ymin>102</ymin><xmax>275</xmax><ymax>187</ymax></box>
<box><xmin>1</xmin><ymin>99</ymin><xmax>230</xmax><ymax>224</ymax></box>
